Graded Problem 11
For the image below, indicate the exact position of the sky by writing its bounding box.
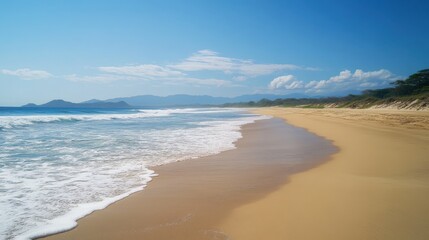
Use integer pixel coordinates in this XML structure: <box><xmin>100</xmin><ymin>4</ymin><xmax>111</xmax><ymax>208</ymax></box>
<box><xmin>1</xmin><ymin>0</ymin><xmax>428</xmax><ymax>106</ymax></box>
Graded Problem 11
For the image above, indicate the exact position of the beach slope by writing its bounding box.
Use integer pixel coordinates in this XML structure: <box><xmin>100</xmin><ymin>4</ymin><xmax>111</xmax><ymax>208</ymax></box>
<box><xmin>220</xmin><ymin>108</ymin><xmax>429</xmax><ymax>240</ymax></box>
<box><xmin>42</xmin><ymin>118</ymin><xmax>334</xmax><ymax>240</ymax></box>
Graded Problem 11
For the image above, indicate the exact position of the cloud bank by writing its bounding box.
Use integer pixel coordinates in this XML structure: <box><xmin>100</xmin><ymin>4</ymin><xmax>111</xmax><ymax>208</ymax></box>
<box><xmin>169</xmin><ymin>50</ymin><xmax>301</xmax><ymax>76</ymax></box>
<box><xmin>269</xmin><ymin>69</ymin><xmax>398</xmax><ymax>93</ymax></box>
<box><xmin>269</xmin><ymin>75</ymin><xmax>303</xmax><ymax>90</ymax></box>
<box><xmin>1</xmin><ymin>68</ymin><xmax>52</xmax><ymax>80</ymax></box>
<box><xmin>65</xmin><ymin>50</ymin><xmax>308</xmax><ymax>88</ymax></box>
<box><xmin>98</xmin><ymin>64</ymin><xmax>183</xmax><ymax>78</ymax></box>
<box><xmin>3</xmin><ymin>52</ymin><xmax>397</xmax><ymax>96</ymax></box>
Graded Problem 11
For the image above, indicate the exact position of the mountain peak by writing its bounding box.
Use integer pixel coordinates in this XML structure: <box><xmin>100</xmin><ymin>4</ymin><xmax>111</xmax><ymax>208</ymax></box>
<box><xmin>22</xmin><ymin>99</ymin><xmax>131</xmax><ymax>108</ymax></box>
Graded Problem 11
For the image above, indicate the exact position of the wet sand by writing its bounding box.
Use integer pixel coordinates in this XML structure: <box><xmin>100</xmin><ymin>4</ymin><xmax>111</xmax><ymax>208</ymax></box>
<box><xmin>42</xmin><ymin>118</ymin><xmax>335</xmax><ymax>240</ymax></box>
<box><xmin>220</xmin><ymin>108</ymin><xmax>429</xmax><ymax>240</ymax></box>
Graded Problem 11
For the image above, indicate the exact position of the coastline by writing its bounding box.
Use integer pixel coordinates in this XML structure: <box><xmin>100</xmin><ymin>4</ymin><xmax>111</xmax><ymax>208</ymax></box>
<box><xmin>219</xmin><ymin>107</ymin><xmax>429</xmax><ymax>240</ymax></box>
<box><xmin>42</xmin><ymin>117</ymin><xmax>335</xmax><ymax>239</ymax></box>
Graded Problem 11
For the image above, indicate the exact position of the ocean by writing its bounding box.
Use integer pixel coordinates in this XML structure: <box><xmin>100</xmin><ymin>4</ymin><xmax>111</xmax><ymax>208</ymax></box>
<box><xmin>0</xmin><ymin>107</ymin><xmax>268</xmax><ymax>240</ymax></box>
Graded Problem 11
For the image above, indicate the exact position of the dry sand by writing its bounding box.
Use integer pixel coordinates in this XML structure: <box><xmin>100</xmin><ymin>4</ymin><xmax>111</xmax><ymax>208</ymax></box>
<box><xmin>219</xmin><ymin>107</ymin><xmax>429</xmax><ymax>240</ymax></box>
<box><xmin>42</xmin><ymin>118</ymin><xmax>335</xmax><ymax>240</ymax></box>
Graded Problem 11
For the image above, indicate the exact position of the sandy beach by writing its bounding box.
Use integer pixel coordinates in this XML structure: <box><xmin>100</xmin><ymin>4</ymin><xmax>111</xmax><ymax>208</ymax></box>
<box><xmin>4</xmin><ymin>1</ymin><xmax>429</xmax><ymax>239</ymax></box>
<box><xmin>42</xmin><ymin>107</ymin><xmax>429</xmax><ymax>240</ymax></box>
<box><xmin>220</xmin><ymin>107</ymin><xmax>429</xmax><ymax>240</ymax></box>
<box><xmin>42</xmin><ymin>117</ymin><xmax>334</xmax><ymax>240</ymax></box>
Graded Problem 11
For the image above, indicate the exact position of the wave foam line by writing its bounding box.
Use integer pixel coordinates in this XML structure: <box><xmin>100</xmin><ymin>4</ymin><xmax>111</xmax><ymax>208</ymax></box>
<box><xmin>0</xmin><ymin>111</ymin><xmax>171</xmax><ymax>129</ymax></box>
<box><xmin>15</xmin><ymin>171</ymin><xmax>157</xmax><ymax>240</ymax></box>
<box><xmin>11</xmin><ymin>112</ymin><xmax>269</xmax><ymax>240</ymax></box>
<box><xmin>0</xmin><ymin>108</ymin><xmax>241</xmax><ymax>129</ymax></box>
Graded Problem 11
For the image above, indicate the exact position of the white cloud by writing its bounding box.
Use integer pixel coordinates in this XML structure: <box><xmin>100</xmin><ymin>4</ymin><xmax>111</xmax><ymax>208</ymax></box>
<box><xmin>1</xmin><ymin>68</ymin><xmax>52</xmax><ymax>80</ymax></box>
<box><xmin>65</xmin><ymin>74</ymin><xmax>232</xmax><ymax>87</ymax></box>
<box><xmin>170</xmin><ymin>77</ymin><xmax>232</xmax><ymax>87</ymax></box>
<box><xmin>64</xmin><ymin>74</ymin><xmax>138</xmax><ymax>82</ymax></box>
<box><xmin>304</xmin><ymin>69</ymin><xmax>397</xmax><ymax>92</ymax></box>
<box><xmin>269</xmin><ymin>75</ymin><xmax>304</xmax><ymax>90</ymax></box>
<box><xmin>352</xmin><ymin>69</ymin><xmax>392</xmax><ymax>80</ymax></box>
<box><xmin>197</xmin><ymin>49</ymin><xmax>218</xmax><ymax>56</ymax></box>
<box><xmin>327</xmin><ymin>70</ymin><xmax>352</xmax><ymax>83</ymax></box>
<box><xmin>90</xmin><ymin>64</ymin><xmax>232</xmax><ymax>87</ymax></box>
<box><xmin>233</xmin><ymin>76</ymin><xmax>247</xmax><ymax>81</ymax></box>
<box><xmin>268</xmin><ymin>69</ymin><xmax>398</xmax><ymax>94</ymax></box>
<box><xmin>58</xmin><ymin>50</ymin><xmax>314</xmax><ymax>90</ymax></box>
<box><xmin>304</xmin><ymin>80</ymin><xmax>318</xmax><ymax>88</ymax></box>
<box><xmin>60</xmin><ymin>50</ymin><xmax>315</xmax><ymax>89</ymax></box>
<box><xmin>98</xmin><ymin>64</ymin><xmax>184</xmax><ymax>78</ymax></box>
<box><xmin>170</xmin><ymin>50</ymin><xmax>301</xmax><ymax>77</ymax></box>
<box><xmin>239</xmin><ymin>63</ymin><xmax>299</xmax><ymax>76</ymax></box>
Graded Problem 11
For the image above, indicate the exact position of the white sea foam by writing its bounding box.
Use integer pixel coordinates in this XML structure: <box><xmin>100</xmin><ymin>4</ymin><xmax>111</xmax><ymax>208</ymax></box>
<box><xmin>0</xmin><ymin>111</ymin><xmax>166</xmax><ymax>129</ymax></box>
<box><xmin>0</xmin><ymin>108</ymin><xmax>269</xmax><ymax>239</ymax></box>
<box><xmin>0</xmin><ymin>108</ymin><xmax>241</xmax><ymax>129</ymax></box>
<box><xmin>15</xmin><ymin>170</ymin><xmax>157</xmax><ymax>240</ymax></box>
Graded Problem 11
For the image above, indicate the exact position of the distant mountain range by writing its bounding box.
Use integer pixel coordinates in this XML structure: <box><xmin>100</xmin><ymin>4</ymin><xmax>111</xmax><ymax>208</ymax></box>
<box><xmin>103</xmin><ymin>93</ymin><xmax>306</xmax><ymax>107</ymax></box>
<box><xmin>22</xmin><ymin>99</ymin><xmax>131</xmax><ymax>108</ymax></box>
<box><xmin>21</xmin><ymin>93</ymin><xmax>307</xmax><ymax>108</ymax></box>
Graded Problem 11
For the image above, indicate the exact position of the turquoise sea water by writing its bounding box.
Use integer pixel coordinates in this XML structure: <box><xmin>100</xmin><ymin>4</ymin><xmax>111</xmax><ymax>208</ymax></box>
<box><xmin>0</xmin><ymin>107</ymin><xmax>267</xmax><ymax>239</ymax></box>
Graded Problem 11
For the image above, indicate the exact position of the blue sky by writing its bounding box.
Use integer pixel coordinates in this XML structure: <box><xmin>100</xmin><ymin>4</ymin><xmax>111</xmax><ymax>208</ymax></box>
<box><xmin>1</xmin><ymin>0</ymin><xmax>428</xmax><ymax>106</ymax></box>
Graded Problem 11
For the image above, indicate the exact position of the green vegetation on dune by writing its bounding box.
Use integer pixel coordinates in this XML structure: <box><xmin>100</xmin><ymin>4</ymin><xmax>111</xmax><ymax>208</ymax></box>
<box><xmin>224</xmin><ymin>69</ymin><xmax>429</xmax><ymax>110</ymax></box>
<box><xmin>363</xmin><ymin>69</ymin><xmax>429</xmax><ymax>98</ymax></box>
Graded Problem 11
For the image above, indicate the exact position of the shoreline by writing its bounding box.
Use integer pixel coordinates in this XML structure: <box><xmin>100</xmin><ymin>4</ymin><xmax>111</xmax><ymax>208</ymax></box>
<box><xmin>219</xmin><ymin>107</ymin><xmax>429</xmax><ymax>240</ymax></box>
<box><xmin>41</xmin><ymin>117</ymin><xmax>336</xmax><ymax>240</ymax></box>
<box><xmin>11</xmin><ymin>109</ymin><xmax>262</xmax><ymax>240</ymax></box>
